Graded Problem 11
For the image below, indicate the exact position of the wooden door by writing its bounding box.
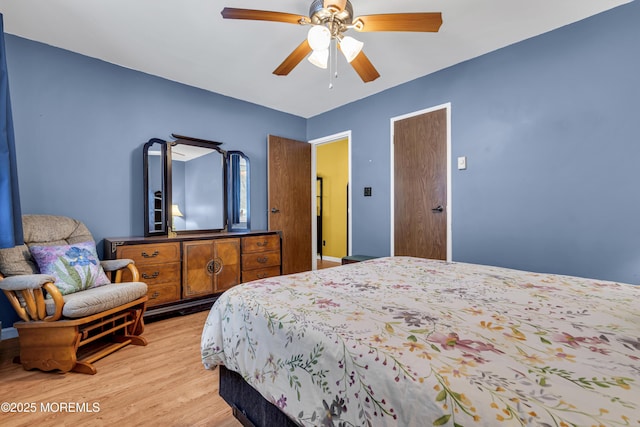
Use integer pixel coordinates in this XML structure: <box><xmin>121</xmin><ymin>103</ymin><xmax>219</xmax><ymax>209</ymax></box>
<box><xmin>182</xmin><ymin>240</ymin><xmax>214</xmax><ymax>297</ymax></box>
<box><xmin>183</xmin><ymin>238</ymin><xmax>240</xmax><ymax>296</ymax></box>
<box><xmin>268</xmin><ymin>135</ymin><xmax>312</xmax><ymax>274</ymax></box>
<box><xmin>213</xmin><ymin>238</ymin><xmax>240</xmax><ymax>293</ymax></box>
<box><xmin>394</xmin><ymin>108</ymin><xmax>448</xmax><ymax>260</ymax></box>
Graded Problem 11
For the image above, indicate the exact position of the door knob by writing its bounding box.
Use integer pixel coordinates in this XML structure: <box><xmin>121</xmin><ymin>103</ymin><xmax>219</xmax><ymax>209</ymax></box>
<box><xmin>431</xmin><ymin>205</ymin><xmax>444</xmax><ymax>213</ymax></box>
<box><xmin>271</xmin><ymin>207</ymin><xmax>280</xmax><ymax>213</ymax></box>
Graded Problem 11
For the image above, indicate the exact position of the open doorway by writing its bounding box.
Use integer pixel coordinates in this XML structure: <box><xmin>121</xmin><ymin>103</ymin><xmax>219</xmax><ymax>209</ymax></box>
<box><xmin>311</xmin><ymin>131</ymin><xmax>352</xmax><ymax>270</ymax></box>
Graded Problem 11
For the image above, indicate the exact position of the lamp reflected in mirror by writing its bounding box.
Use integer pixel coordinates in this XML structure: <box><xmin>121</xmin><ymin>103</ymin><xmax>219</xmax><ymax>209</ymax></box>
<box><xmin>171</xmin><ymin>203</ymin><xmax>184</xmax><ymax>230</ymax></box>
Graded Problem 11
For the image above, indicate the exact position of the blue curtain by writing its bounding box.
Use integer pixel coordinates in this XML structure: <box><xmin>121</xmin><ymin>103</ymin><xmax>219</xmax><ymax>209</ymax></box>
<box><xmin>0</xmin><ymin>14</ymin><xmax>23</xmax><ymax>249</ymax></box>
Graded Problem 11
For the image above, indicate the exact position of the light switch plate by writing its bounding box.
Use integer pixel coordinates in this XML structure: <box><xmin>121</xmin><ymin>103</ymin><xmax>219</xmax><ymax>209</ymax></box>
<box><xmin>457</xmin><ymin>156</ymin><xmax>467</xmax><ymax>170</ymax></box>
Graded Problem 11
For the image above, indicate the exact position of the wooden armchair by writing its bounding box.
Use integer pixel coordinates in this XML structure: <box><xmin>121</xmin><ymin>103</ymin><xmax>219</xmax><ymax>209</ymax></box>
<box><xmin>0</xmin><ymin>215</ymin><xmax>148</xmax><ymax>374</ymax></box>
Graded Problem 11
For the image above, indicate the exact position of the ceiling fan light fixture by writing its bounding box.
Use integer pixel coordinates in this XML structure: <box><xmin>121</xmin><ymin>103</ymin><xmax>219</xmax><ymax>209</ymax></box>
<box><xmin>308</xmin><ymin>48</ymin><xmax>329</xmax><ymax>69</ymax></box>
<box><xmin>307</xmin><ymin>25</ymin><xmax>331</xmax><ymax>51</ymax></box>
<box><xmin>339</xmin><ymin>36</ymin><xmax>363</xmax><ymax>63</ymax></box>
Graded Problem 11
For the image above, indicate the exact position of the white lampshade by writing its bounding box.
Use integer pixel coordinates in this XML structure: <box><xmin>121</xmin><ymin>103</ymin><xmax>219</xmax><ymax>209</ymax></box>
<box><xmin>307</xmin><ymin>25</ymin><xmax>331</xmax><ymax>51</ymax></box>
<box><xmin>171</xmin><ymin>204</ymin><xmax>184</xmax><ymax>217</ymax></box>
<box><xmin>308</xmin><ymin>49</ymin><xmax>329</xmax><ymax>69</ymax></box>
<box><xmin>339</xmin><ymin>36</ymin><xmax>363</xmax><ymax>63</ymax></box>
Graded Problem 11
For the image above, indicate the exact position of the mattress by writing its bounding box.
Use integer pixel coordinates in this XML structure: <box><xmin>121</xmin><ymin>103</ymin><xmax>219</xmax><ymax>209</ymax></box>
<box><xmin>202</xmin><ymin>256</ymin><xmax>640</xmax><ymax>426</ymax></box>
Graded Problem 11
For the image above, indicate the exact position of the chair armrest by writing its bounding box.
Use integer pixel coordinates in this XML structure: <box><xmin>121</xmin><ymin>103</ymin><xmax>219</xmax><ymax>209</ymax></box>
<box><xmin>99</xmin><ymin>260</ymin><xmax>141</xmax><ymax>283</ymax></box>
<box><xmin>100</xmin><ymin>259</ymin><xmax>140</xmax><ymax>283</ymax></box>
<box><xmin>0</xmin><ymin>274</ymin><xmax>64</xmax><ymax>322</ymax></box>
<box><xmin>0</xmin><ymin>274</ymin><xmax>55</xmax><ymax>291</ymax></box>
<box><xmin>101</xmin><ymin>259</ymin><xmax>134</xmax><ymax>272</ymax></box>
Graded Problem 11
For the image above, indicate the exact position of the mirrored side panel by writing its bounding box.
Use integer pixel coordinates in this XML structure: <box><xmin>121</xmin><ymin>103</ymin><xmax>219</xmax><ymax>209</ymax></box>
<box><xmin>143</xmin><ymin>139</ymin><xmax>168</xmax><ymax>236</ymax></box>
<box><xmin>227</xmin><ymin>151</ymin><xmax>250</xmax><ymax>232</ymax></box>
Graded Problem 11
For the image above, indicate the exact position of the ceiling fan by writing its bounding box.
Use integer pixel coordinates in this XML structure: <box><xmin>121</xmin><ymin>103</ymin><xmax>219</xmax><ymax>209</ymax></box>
<box><xmin>221</xmin><ymin>0</ymin><xmax>442</xmax><ymax>83</ymax></box>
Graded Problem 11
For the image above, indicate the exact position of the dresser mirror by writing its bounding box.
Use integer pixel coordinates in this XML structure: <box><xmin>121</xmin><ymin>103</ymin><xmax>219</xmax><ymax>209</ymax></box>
<box><xmin>143</xmin><ymin>135</ymin><xmax>250</xmax><ymax>236</ymax></box>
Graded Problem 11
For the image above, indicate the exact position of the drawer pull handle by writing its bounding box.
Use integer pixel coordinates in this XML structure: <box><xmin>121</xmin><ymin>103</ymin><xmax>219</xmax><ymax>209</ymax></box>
<box><xmin>257</xmin><ymin>273</ymin><xmax>267</xmax><ymax>279</ymax></box>
<box><xmin>257</xmin><ymin>241</ymin><xmax>268</xmax><ymax>247</ymax></box>
<box><xmin>150</xmin><ymin>291</ymin><xmax>160</xmax><ymax>299</ymax></box>
<box><xmin>257</xmin><ymin>256</ymin><xmax>268</xmax><ymax>264</ymax></box>
<box><xmin>142</xmin><ymin>250</ymin><xmax>159</xmax><ymax>258</ymax></box>
<box><xmin>142</xmin><ymin>271</ymin><xmax>160</xmax><ymax>280</ymax></box>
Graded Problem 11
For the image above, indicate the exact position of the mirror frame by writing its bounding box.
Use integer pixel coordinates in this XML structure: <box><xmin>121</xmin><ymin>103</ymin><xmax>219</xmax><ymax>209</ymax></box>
<box><xmin>227</xmin><ymin>151</ymin><xmax>251</xmax><ymax>232</ymax></box>
<box><xmin>143</xmin><ymin>135</ymin><xmax>251</xmax><ymax>236</ymax></box>
<box><xmin>143</xmin><ymin>138</ymin><xmax>170</xmax><ymax>236</ymax></box>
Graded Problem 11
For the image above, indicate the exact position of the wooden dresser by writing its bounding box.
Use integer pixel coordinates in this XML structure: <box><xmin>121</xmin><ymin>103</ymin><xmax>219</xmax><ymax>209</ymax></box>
<box><xmin>104</xmin><ymin>231</ymin><xmax>281</xmax><ymax>317</ymax></box>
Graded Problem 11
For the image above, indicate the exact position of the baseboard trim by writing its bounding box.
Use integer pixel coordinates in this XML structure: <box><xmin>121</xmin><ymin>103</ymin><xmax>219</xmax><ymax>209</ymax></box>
<box><xmin>1</xmin><ymin>326</ymin><xmax>18</xmax><ymax>341</ymax></box>
<box><xmin>317</xmin><ymin>255</ymin><xmax>342</xmax><ymax>264</ymax></box>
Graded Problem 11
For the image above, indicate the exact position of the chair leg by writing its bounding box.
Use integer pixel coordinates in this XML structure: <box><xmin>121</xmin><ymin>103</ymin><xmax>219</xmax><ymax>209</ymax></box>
<box><xmin>128</xmin><ymin>306</ymin><xmax>146</xmax><ymax>336</ymax></box>
<box><xmin>114</xmin><ymin>306</ymin><xmax>148</xmax><ymax>346</ymax></box>
<box><xmin>72</xmin><ymin>361</ymin><xmax>98</xmax><ymax>375</ymax></box>
<box><xmin>73</xmin><ymin>339</ymin><xmax>134</xmax><ymax>374</ymax></box>
<box><xmin>71</xmin><ymin>307</ymin><xmax>148</xmax><ymax>373</ymax></box>
<box><xmin>114</xmin><ymin>334</ymin><xmax>148</xmax><ymax>346</ymax></box>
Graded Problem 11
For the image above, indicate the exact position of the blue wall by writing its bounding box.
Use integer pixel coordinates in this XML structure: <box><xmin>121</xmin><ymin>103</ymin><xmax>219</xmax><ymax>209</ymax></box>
<box><xmin>5</xmin><ymin>35</ymin><xmax>306</xmax><ymax>242</ymax></box>
<box><xmin>308</xmin><ymin>1</ymin><xmax>640</xmax><ymax>284</ymax></box>
<box><xmin>1</xmin><ymin>35</ymin><xmax>305</xmax><ymax>328</ymax></box>
<box><xmin>2</xmin><ymin>1</ymin><xmax>639</xmax><ymax>328</ymax></box>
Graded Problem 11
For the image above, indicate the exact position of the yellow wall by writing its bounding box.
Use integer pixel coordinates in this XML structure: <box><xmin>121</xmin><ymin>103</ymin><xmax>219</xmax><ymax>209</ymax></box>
<box><xmin>316</xmin><ymin>139</ymin><xmax>348</xmax><ymax>259</ymax></box>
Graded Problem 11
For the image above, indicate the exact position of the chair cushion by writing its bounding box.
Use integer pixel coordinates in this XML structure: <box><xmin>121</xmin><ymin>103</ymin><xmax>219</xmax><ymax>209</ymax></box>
<box><xmin>0</xmin><ymin>215</ymin><xmax>94</xmax><ymax>277</ymax></box>
<box><xmin>46</xmin><ymin>281</ymin><xmax>148</xmax><ymax>318</ymax></box>
<box><xmin>30</xmin><ymin>241</ymin><xmax>111</xmax><ymax>296</ymax></box>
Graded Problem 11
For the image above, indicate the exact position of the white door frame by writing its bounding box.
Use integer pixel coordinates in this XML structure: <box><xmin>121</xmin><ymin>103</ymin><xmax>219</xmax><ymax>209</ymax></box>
<box><xmin>310</xmin><ymin>130</ymin><xmax>352</xmax><ymax>270</ymax></box>
<box><xmin>390</xmin><ymin>103</ymin><xmax>452</xmax><ymax>261</ymax></box>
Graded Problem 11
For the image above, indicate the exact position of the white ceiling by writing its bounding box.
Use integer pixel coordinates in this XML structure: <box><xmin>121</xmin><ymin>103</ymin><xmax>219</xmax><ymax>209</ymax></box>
<box><xmin>0</xmin><ymin>0</ymin><xmax>631</xmax><ymax>118</ymax></box>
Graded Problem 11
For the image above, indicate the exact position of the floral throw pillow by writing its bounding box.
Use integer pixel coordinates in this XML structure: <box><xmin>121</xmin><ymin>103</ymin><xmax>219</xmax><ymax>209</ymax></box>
<box><xmin>29</xmin><ymin>241</ymin><xmax>111</xmax><ymax>296</ymax></box>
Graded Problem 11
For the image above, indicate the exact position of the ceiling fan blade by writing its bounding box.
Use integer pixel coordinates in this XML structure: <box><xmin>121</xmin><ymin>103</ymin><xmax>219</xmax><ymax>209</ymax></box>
<box><xmin>273</xmin><ymin>39</ymin><xmax>313</xmax><ymax>76</ymax></box>
<box><xmin>221</xmin><ymin>8</ymin><xmax>308</xmax><ymax>25</ymax></box>
<box><xmin>350</xmin><ymin>50</ymin><xmax>380</xmax><ymax>83</ymax></box>
<box><xmin>354</xmin><ymin>13</ymin><xmax>443</xmax><ymax>32</ymax></box>
<box><xmin>323</xmin><ymin>0</ymin><xmax>347</xmax><ymax>11</ymax></box>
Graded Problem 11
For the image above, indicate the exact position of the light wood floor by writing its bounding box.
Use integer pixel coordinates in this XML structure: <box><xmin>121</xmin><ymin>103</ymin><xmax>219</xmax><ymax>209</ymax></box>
<box><xmin>0</xmin><ymin>311</ymin><xmax>241</xmax><ymax>427</ymax></box>
<box><xmin>317</xmin><ymin>259</ymin><xmax>341</xmax><ymax>269</ymax></box>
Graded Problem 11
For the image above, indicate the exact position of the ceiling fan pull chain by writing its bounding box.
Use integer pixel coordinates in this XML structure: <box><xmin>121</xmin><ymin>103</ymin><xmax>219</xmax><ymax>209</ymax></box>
<box><xmin>333</xmin><ymin>37</ymin><xmax>339</xmax><ymax>79</ymax></box>
<box><xmin>328</xmin><ymin>38</ymin><xmax>334</xmax><ymax>89</ymax></box>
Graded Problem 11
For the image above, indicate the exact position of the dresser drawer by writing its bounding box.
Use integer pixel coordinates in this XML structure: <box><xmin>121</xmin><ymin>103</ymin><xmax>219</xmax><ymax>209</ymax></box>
<box><xmin>119</xmin><ymin>261</ymin><xmax>180</xmax><ymax>285</ymax></box>
<box><xmin>146</xmin><ymin>283</ymin><xmax>181</xmax><ymax>307</ymax></box>
<box><xmin>242</xmin><ymin>234</ymin><xmax>280</xmax><ymax>254</ymax></box>
<box><xmin>242</xmin><ymin>250</ymin><xmax>281</xmax><ymax>270</ymax></box>
<box><xmin>242</xmin><ymin>266</ymin><xmax>281</xmax><ymax>283</ymax></box>
<box><xmin>117</xmin><ymin>242</ymin><xmax>181</xmax><ymax>265</ymax></box>
<box><xmin>138</xmin><ymin>262</ymin><xmax>180</xmax><ymax>285</ymax></box>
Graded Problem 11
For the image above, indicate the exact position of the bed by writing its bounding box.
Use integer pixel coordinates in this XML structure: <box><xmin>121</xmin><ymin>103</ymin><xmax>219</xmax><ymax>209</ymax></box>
<box><xmin>201</xmin><ymin>256</ymin><xmax>640</xmax><ymax>426</ymax></box>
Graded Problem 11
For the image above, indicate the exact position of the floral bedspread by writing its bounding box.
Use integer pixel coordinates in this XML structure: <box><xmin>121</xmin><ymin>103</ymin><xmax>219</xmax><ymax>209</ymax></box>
<box><xmin>201</xmin><ymin>257</ymin><xmax>640</xmax><ymax>426</ymax></box>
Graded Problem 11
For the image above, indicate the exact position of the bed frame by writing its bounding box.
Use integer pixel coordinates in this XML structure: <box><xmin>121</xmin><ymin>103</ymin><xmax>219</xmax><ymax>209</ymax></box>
<box><xmin>219</xmin><ymin>365</ymin><xmax>298</xmax><ymax>427</ymax></box>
